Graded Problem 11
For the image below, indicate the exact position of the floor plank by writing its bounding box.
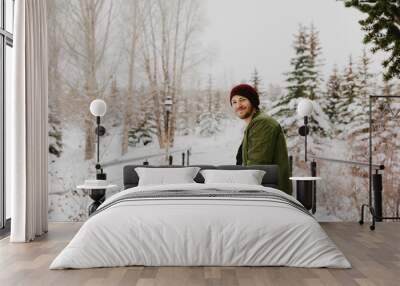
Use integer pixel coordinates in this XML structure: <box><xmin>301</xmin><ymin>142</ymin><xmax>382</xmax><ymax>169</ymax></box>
<box><xmin>0</xmin><ymin>222</ymin><xmax>399</xmax><ymax>286</ymax></box>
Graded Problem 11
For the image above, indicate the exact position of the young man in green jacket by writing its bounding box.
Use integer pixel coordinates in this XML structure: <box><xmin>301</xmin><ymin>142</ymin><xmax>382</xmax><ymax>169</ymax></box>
<box><xmin>230</xmin><ymin>84</ymin><xmax>292</xmax><ymax>195</ymax></box>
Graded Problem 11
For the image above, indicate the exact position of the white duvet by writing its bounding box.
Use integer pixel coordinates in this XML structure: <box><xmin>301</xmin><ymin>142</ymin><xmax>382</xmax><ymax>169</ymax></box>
<box><xmin>50</xmin><ymin>183</ymin><xmax>351</xmax><ymax>269</ymax></box>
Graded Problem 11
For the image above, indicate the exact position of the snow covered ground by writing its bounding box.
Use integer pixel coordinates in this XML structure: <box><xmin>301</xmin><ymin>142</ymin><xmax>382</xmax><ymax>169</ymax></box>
<box><xmin>49</xmin><ymin>119</ymin><xmax>358</xmax><ymax>222</ymax></box>
<box><xmin>48</xmin><ymin>119</ymin><xmax>244</xmax><ymax>221</ymax></box>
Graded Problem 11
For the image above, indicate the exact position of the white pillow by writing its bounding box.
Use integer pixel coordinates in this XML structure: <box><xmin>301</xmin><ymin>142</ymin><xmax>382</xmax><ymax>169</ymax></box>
<box><xmin>135</xmin><ymin>167</ymin><xmax>201</xmax><ymax>186</ymax></box>
<box><xmin>200</xmin><ymin>169</ymin><xmax>266</xmax><ymax>185</ymax></box>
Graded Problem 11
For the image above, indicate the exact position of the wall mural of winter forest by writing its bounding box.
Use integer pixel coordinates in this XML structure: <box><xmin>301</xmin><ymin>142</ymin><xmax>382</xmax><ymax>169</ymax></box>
<box><xmin>47</xmin><ymin>0</ymin><xmax>400</xmax><ymax>221</ymax></box>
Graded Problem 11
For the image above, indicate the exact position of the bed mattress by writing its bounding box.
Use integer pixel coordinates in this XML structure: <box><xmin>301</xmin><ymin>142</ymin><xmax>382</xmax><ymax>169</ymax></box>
<box><xmin>50</xmin><ymin>183</ymin><xmax>350</xmax><ymax>269</ymax></box>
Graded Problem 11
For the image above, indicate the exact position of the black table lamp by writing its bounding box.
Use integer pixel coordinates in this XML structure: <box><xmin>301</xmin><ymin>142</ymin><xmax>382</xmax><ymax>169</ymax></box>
<box><xmin>296</xmin><ymin>98</ymin><xmax>314</xmax><ymax>162</ymax></box>
<box><xmin>90</xmin><ymin>99</ymin><xmax>107</xmax><ymax>180</ymax></box>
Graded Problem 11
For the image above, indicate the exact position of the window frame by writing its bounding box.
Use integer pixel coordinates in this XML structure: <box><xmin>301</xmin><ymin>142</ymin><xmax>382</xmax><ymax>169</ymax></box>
<box><xmin>0</xmin><ymin>0</ymin><xmax>14</xmax><ymax>233</ymax></box>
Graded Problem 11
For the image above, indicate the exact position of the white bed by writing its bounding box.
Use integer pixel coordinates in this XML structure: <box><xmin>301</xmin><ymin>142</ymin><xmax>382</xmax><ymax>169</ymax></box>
<box><xmin>50</xmin><ymin>183</ymin><xmax>351</xmax><ymax>269</ymax></box>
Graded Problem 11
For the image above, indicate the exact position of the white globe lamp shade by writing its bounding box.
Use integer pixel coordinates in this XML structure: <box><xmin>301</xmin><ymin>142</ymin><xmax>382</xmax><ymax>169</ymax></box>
<box><xmin>297</xmin><ymin>98</ymin><xmax>313</xmax><ymax>117</ymax></box>
<box><xmin>90</xmin><ymin>99</ymin><xmax>107</xmax><ymax>117</ymax></box>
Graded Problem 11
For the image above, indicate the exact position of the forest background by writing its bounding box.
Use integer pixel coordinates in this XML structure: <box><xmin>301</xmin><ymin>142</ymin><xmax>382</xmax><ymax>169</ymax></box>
<box><xmin>46</xmin><ymin>0</ymin><xmax>400</xmax><ymax>221</ymax></box>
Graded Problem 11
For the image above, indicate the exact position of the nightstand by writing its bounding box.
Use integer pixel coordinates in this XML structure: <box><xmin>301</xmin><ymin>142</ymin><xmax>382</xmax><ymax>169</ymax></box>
<box><xmin>77</xmin><ymin>184</ymin><xmax>119</xmax><ymax>215</ymax></box>
<box><xmin>289</xmin><ymin>177</ymin><xmax>321</xmax><ymax>214</ymax></box>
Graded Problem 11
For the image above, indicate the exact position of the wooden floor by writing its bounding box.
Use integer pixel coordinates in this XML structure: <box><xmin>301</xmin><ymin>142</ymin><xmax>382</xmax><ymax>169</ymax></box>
<box><xmin>0</xmin><ymin>222</ymin><xmax>399</xmax><ymax>286</ymax></box>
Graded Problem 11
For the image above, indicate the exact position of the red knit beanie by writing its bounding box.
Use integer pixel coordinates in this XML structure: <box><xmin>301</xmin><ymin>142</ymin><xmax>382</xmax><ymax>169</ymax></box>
<box><xmin>230</xmin><ymin>84</ymin><xmax>260</xmax><ymax>109</ymax></box>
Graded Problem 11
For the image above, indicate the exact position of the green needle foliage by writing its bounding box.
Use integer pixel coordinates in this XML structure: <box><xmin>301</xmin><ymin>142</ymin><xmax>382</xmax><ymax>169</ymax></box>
<box><xmin>344</xmin><ymin>0</ymin><xmax>400</xmax><ymax>80</ymax></box>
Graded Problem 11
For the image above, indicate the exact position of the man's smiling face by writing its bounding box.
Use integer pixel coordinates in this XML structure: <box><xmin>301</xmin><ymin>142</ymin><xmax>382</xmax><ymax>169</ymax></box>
<box><xmin>231</xmin><ymin>95</ymin><xmax>255</xmax><ymax>120</ymax></box>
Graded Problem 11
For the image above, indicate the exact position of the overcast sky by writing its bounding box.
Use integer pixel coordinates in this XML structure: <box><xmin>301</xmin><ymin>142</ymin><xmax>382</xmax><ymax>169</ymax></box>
<box><xmin>201</xmin><ymin>0</ymin><xmax>386</xmax><ymax>89</ymax></box>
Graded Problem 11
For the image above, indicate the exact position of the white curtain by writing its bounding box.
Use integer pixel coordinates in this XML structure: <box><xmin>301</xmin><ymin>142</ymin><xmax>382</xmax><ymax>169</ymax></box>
<box><xmin>8</xmin><ymin>0</ymin><xmax>49</xmax><ymax>242</ymax></box>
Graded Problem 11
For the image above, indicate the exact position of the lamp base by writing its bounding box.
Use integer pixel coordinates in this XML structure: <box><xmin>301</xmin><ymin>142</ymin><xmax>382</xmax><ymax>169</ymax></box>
<box><xmin>88</xmin><ymin>188</ymin><xmax>106</xmax><ymax>215</ymax></box>
<box><xmin>96</xmin><ymin>173</ymin><xmax>107</xmax><ymax>180</ymax></box>
<box><xmin>296</xmin><ymin>180</ymin><xmax>314</xmax><ymax>210</ymax></box>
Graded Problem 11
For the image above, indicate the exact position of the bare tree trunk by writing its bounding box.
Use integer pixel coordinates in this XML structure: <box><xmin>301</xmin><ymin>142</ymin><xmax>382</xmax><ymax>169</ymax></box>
<box><xmin>167</xmin><ymin>0</ymin><xmax>181</xmax><ymax>146</ymax></box>
<box><xmin>141</xmin><ymin>0</ymin><xmax>164</xmax><ymax>148</ymax></box>
<box><xmin>139</xmin><ymin>0</ymin><xmax>203</xmax><ymax>148</ymax></box>
<box><xmin>122</xmin><ymin>0</ymin><xmax>141</xmax><ymax>155</ymax></box>
<box><xmin>150</xmin><ymin>82</ymin><xmax>164</xmax><ymax>148</ymax></box>
<box><xmin>48</xmin><ymin>0</ymin><xmax>66</xmax><ymax>119</ymax></box>
<box><xmin>121</xmin><ymin>93</ymin><xmax>133</xmax><ymax>154</ymax></box>
<box><xmin>84</xmin><ymin>111</ymin><xmax>95</xmax><ymax>160</ymax></box>
<box><xmin>83</xmin><ymin>0</ymin><xmax>98</xmax><ymax>159</ymax></box>
<box><xmin>61</xmin><ymin>0</ymin><xmax>113</xmax><ymax>160</ymax></box>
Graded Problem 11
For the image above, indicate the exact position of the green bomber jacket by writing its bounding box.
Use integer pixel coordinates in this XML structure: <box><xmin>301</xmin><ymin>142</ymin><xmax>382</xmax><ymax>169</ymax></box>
<box><xmin>238</xmin><ymin>110</ymin><xmax>292</xmax><ymax>195</ymax></box>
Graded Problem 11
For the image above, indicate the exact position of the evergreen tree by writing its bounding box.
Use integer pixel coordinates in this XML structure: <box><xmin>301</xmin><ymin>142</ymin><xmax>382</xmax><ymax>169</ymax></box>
<box><xmin>347</xmin><ymin>51</ymin><xmax>378</xmax><ymax>179</ymax></box>
<box><xmin>127</xmin><ymin>118</ymin><xmax>156</xmax><ymax>146</ymax></box>
<box><xmin>324</xmin><ymin>65</ymin><xmax>342</xmax><ymax>128</ymax></box>
<box><xmin>49</xmin><ymin>111</ymin><xmax>63</xmax><ymax>158</ymax></box>
<box><xmin>344</xmin><ymin>0</ymin><xmax>400</xmax><ymax>80</ymax></box>
<box><xmin>127</xmin><ymin>87</ymin><xmax>157</xmax><ymax>146</ymax></box>
<box><xmin>198</xmin><ymin>112</ymin><xmax>223</xmax><ymax>136</ymax></box>
<box><xmin>347</xmin><ymin>50</ymin><xmax>375</xmax><ymax>139</ymax></box>
<box><xmin>358</xmin><ymin>49</ymin><xmax>375</xmax><ymax>98</ymax></box>
<box><xmin>305</xmin><ymin>24</ymin><xmax>330</xmax><ymax>139</ymax></box>
<box><xmin>270</xmin><ymin>24</ymin><xmax>309</xmax><ymax>141</ymax></box>
<box><xmin>198</xmin><ymin>76</ymin><xmax>224</xmax><ymax>136</ymax></box>
<box><xmin>266</xmin><ymin>84</ymin><xmax>282</xmax><ymax>102</ymax></box>
<box><xmin>284</xmin><ymin>24</ymin><xmax>309</xmax><ymax>105</ymax></box>
<box><xmin>107</xmin><ymin>77</ymin><xmax>123</xmax><ymax>127</ymax></box>
<box><xmin>176</xmin><ymin>96</ymin><xmax>191</xmax><ymax>136</ymax></box>
<box><xmin>214</xmin><ymin>90</ymin><xmax>225</xmax><ymax>118</ymax></box>
<box><xmin>250</xmin><ymin>68</ymin><xmax>262</xmax><ymax>94</ymax></box>
<box><xmin>371</xmin><ymin>80</ymin><xmax>400</xmax><ymax>215</ymax></box>
<box><xmin>250</xmin><ymin>68</ymin><xmax>270</xmax><ymax>110</ymax></box>
<box><xmin>207</xmin><ymin>75</ymin><xmax>213</xmax><ymax>113</ymax></box>
<box><xmin>270</xmin><ymin>24</ymin><xmax>329</xmax><ymax>157</ymax></box>
<box><xmin>337</xmin><ymin>55</ymin><xmax>359</xmax><ymax>127</ymax></box>
<box><xmin>307</xmin><ymin>23</ymin><xmax>324</xmax><ymax>101</ymax></box>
